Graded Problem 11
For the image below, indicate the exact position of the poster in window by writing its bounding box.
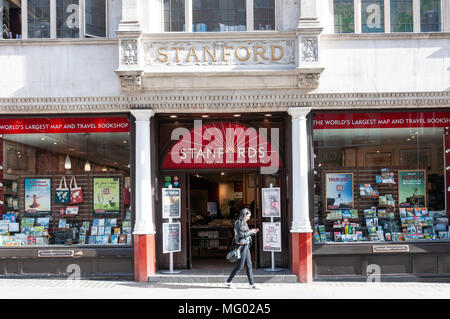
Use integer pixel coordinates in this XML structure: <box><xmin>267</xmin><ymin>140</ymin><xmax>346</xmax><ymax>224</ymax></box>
<box><xmin>262</xmin><ymin>187</ymin><xmax>281</xmax><ymax>218</ymax></box>
<box><xmin>262</xmin><ymin>222</ymin><xmax>282</xmax><ymax>252</ymax></box>
<box><xmin>162</xmin><ymin>188</ymin><xmax>181</xmax><ymax>219</ymax></box>
<box><xmin>24</xmin><ymin>178</ymin><xmax>52</xmax><ymax>214</ymax></box>
<box><xmin>163</xmin><ymin>222</ymin><xmax>181</xmax><ymax>253</ymax></box>
<box><xmin>398</xmin><ymin>170</ymin><xmax>426</xmax><ymax>208</ymax></box>
<box><xmin>93</xmin><ymin>177</ymin><xmax>121</xmax><ymax>214</ymax></box>
<box><xmin>325</xmin><ymin>173</ymin><xmax>354</xmax><ymax>210</ymax></box>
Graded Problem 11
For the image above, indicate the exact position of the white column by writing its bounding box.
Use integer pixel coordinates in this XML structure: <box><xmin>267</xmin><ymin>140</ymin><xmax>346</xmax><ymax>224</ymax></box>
<box><xmin>354</xmin><ymin>0</ymin><xmax>361</xmax><ymax>34</ymax></box>
<box><xmin>185</xmin><ymin>0</ymin><xmax>192</xmax><ymax>32</ymax></box>
<box><xmin>384</xmin><ymin>0</ymin><xmax>390</xmax><ymax>33</ymax></box>
<box><xmin>50</xmin><ymin>0</ymin><xmax>56</xmax><ymax>38</ymax></box>
<box><xmin>131</xmin><ymin>110</ymin><xmax>156</xmax><ymax>235</ymax></box>
<box><xmin>288</xmin><ymin>107</ymin><xmax>313</xmax><ymax>233</ymax></box>
<box><xmin>118</xmin><ymin>0</ymin><xmax>141</xmax><ymax>32</ymax></box>
<box><xmin>246</xmin><ymin>0</ymin><xmax>254</xmax><ymax>31</ymax></box>
<box><xmin>21</xmin><ymin>0</ymin><xmax>28</xmax><ymax>39</ymax></box>
<box><xmin>413</xmin><ymin>0</ymin><xmax>420</xmax><ymax>32</ymax></box>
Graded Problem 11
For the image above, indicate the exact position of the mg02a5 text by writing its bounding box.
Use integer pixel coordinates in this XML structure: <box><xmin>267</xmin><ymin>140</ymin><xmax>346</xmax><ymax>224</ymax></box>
<box><xmin>178</xmin><ymin>303</ymin><xmax>271</xmax><ymax>316</ymax></box>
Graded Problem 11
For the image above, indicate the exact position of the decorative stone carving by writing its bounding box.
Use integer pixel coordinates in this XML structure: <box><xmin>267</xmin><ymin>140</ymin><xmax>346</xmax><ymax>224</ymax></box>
<box><xmin>0</xmin><ymin>92</ymin><xmax>449</xmax><ymax>113</ymax></box>
<box><xmin>143</xmin><ymin>39</ymin><xmax>296</xmax><ymax>68</ymax></box>
<box><xmin>302</xmin><ymin>37</ymin><xmax>318</xmax><ymax>63</ymax></box>
<box><xmin>296</xmin><ymin>68</ymin><xmax>323</xmax><ymax>90</ymax></box>
<box><xmin>121</xmin><ymin>40</ymin><xmax>138</xmax><ymax>65</ymax></box>
<box><xmin>120</xmin><ymin>75</ymin><xmax>142</xmax><ymax>91</ymax></box>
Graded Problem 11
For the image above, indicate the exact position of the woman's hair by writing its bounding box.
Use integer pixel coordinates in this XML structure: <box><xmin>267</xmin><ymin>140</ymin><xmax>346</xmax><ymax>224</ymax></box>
<box><xmin>238</xmin><ymin>208</ymin><xmax>251</xmax><ymax>221</ymax></box>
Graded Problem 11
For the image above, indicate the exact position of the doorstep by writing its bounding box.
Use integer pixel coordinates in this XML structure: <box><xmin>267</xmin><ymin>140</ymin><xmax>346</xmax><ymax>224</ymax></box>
<box><xmin>148</xmin><ymin>268</ymin><xmax>298</xmax><ymax>284</ymax></box>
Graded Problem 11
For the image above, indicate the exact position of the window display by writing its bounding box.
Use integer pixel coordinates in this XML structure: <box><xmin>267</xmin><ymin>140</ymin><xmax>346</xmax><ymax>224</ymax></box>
<box><xmin>0</xmin><ymin>116</ymin><xmax>132</xmax><ymax>247</ymax></box>
<box><xmin>313</xmin><ymin>111</ymin><xmax>449</xmax><ymax>244</ymax></box>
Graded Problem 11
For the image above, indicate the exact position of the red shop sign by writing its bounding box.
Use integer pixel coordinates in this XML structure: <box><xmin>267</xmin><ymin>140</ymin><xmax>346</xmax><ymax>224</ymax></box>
<box><xmin>161</xmin><ymin>122</ymin><xmax>282</xmax><ymax>169</ymax></box>
<box><xmin>313</xmin><ymin>111</ymin><xmax>450</xmax><ymax>129</ymax></box>
<box><xmin>0</xmin><ymin>117</ymin><xmax>130</xmax><ymax>134</ymax></box>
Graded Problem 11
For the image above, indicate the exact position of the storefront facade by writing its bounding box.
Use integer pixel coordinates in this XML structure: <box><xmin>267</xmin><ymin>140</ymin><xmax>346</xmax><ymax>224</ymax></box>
<box><xmin>0</xmin><ymin>0</ymin><xmax>449</xmax><ymax>282</ymax></box>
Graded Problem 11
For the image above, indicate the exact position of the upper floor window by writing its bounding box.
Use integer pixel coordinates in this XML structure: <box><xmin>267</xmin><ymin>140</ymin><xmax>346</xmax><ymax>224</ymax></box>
<box><xmin>333</xmin><ymin>0</ymin><xmax>354</xmax><ymax>33</ymax></box>
<box><xmin>163</xmin><ymin>0</ymin><xmax>276</xmax><ymax>32</ymax></box>
<box><xmin>361</xmin><ymin>0</ymin><xmax>384</xmax><ymax>33</ymax></box>
<box><xmin>333</xmin><ymin>0</ymin><xmax>442</xmax><ymax>34</ymax></box>
<box><xmin>420</xmin><ymin>0</ymin><xmax>440</xmax><ymax>32</ymax></box>
<box><xmin>390</xmin><ymin>0</ymin><xmax>413</xmax><ymax>32</ymax></box>
<box><xmin>0</xmin><ymin>0</ymin><xmax>107</xmax><ymax>39</ymax></box>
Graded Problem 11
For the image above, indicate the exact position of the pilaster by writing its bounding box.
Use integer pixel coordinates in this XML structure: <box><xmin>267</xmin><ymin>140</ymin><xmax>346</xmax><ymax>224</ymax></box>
<box><xmin>296</xmin><ymin>0</ymin><xmax>324</xmax><ymax>90</ymax></box>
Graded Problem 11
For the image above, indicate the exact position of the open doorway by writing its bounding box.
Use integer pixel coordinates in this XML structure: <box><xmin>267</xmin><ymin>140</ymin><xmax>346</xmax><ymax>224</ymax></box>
<box><xmin>189</xmin><ymin>172</ymin><xmax>258</xmax><ymax>270</ymax></box>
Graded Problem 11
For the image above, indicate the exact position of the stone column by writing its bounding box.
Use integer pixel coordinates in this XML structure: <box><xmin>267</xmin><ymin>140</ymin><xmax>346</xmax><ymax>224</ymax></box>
<box><xmin>288</xmin><ymin>107</ymin><xmax>313</xmax><ymax>283</ymax></box>
<box><xmin>130</xmin><ymin>110</ymin><xmax>156</xmax><ymax>282</ymax></box>
<box><xmin>115</xmin><ymin>0</ymin><xmax>144</xmax><ymax>91</ymax></box>
<box><xmin>296</xmin><ymin>0</ymin><xmax>324</xmax><ymax>90</ymax></box>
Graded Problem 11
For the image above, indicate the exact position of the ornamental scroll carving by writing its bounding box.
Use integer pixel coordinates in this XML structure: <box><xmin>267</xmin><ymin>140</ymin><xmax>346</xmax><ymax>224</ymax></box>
<box><xmin>297</xmin><ymin>72</ymin><xmax>321</xmax><ymax>90</ymax></box>
<box><xmin>120</xmin><ymin>75</ymin><xmax>142</xmax><ymax>91</ymax></box>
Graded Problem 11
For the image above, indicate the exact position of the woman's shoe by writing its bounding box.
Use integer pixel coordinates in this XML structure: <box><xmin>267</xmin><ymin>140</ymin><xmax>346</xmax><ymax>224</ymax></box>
<box><xmin>249</xmin><ymin>284</ymin><xmax>257</xmax><ymax>289</ymax></box>
<box><xmin>225</xmin><ymin>281</ymin><xmax>233</xmax><ymax>288</ymax></box>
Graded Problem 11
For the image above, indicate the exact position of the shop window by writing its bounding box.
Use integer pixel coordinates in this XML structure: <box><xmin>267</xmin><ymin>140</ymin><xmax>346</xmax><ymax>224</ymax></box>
<box><xmin>164</xmin><ymin>0</ymin><xmax>185</xmax><ymax>32</ymax></box>
<box><xmin>28</xmin><ymin>0</ymin><xmax>50</xmax><ymax>38</ymax></box>
<box><xmin>361</xmin><ymin>0</ymin><xmax>384</xmax><ymax>33</ymax></box>
<box><xmin>254</xmin><ymin>0</ymin><xmax>275</xmax><ymax>31</ymax></box>
<box><xmin>313</xmin><ymin>111</ymin><xmax>449</xmax><ymax>244</ymax></box>
<box><xmin>390</xmin><ymin>0</ymin><xmax>413</xmax><ymax>32</ymax></box>
<box><xmin>56</xmin><ymin>0</ymin><xmax>79</xmax><ymax>38</ymax></box>
<box><xmin>333</xmin><ymin>0</ymin><xmax>355</xmax><ymax>33</ymax></box>
<box><xmin>420</xmin><ymin>0</ymin><xmax>440</xmax><ymax>32</ymax></box>
<box><xmin>0</xmin><ymin>116</ymin><xmax>132</xmax><ymax>247</ymax></box>
<box><xmin>1</xmin><ymin>0</ymin><xmax>22</xmax><ymax>39</ymax></box>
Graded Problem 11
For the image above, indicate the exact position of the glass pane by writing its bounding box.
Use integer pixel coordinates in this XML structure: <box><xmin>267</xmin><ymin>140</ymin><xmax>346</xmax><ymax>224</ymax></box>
<box><xmin>163</xmin><ymin>0</ymin><xmax>185</xmax><ymax>32</ymax></box>
<box><xmin>420</xmin><ymin>0</ymin><xmax>440</xmax><ymax>32</ymax></box>
<box><xmin>1</xmin><ymin>0</ymin><xmax>22</xmax><ymax>39</ymax></box>
<box><xmin>0</xmin><ymin>116</ymin><xmax>132</xmax><ymax>246</ymax></box>
<box><xmin>56</xmin><ymin>0</ymin><xmax>80</xmax><ymax>38</ymax></box>
<box><xmin>361</xmin><ymin>0</ymin><xmax>384</xmax><ymax>33</ymax></box>
<box><xmin>254</xmin><ymin>0</ymin><xmax>275</xmax><ymax>31</ymax></box>
<box><xmin>390</xmin><ymin>0</ymin><xmax>413</xmax><ymax>32</ymax></box>
<box><xmin>85</xmin><ymin>0</ymin><xmax>106</xmax><ymax>37</ymax></box>
<box><xmin>313</xmin><ymin>112</ymin><xmax>447</xmax><ymax>243</ymax></box>
<box><xmin>193</xmin><ymin>0</ymin><xmax>246</xmax><ymax>32</ymax></box>
<box><xmin>28</xmin><ymin>0</ymin><xmax>50</xmax><ymax>38</ymax></box>
<box><xmin>333</xmin><ymin>0</ymin><xmax>354</xmax><ymax>33</ymax></box>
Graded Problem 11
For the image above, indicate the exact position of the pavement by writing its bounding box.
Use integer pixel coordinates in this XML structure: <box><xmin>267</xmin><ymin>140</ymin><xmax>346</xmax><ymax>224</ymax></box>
<box><xmin>0</xmin><ymin>279</ymin><xmax>450</xmax><ymax>299</ymax></box>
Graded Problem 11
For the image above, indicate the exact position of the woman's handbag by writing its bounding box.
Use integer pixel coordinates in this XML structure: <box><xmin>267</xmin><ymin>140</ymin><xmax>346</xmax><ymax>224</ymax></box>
<box><xmin>55</xmin><ymin>176</ymin><xmax>70</xmax><ymax>204</ymax></box>
<box><xmin>226</xmin><ymin>245</ymin><xmax>241</xmax><ymax>263</ymax></box>
<box><xmin>69</xmin><ymin>176</ymin><xmax>84</xmax><ymax>204</ymax></box>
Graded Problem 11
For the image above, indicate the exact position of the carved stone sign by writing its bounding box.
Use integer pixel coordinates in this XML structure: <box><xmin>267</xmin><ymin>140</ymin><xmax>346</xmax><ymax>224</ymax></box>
<box><xmin>143</xmin><ymin>39</ymin><xmax>296</xmax><ymax>68</ymax></box>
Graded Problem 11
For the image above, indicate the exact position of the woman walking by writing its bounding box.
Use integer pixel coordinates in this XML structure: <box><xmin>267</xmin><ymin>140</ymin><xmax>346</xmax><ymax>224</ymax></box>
<box><xmin>226</xmin><ymin>208</ymin><xmax>259</xmax><ymax>289</ymax></box>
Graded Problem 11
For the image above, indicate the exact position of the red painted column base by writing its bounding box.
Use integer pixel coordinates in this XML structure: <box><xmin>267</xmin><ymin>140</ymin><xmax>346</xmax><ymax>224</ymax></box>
<box><xmin>134</xmin><ymin>234</ymin><xmax>156</xmax><ymax>282</ymax></box>
<box><xmin>291</xmin><ymin>232</ymin><xmax>313</xmax><ymax>283</ymax></box>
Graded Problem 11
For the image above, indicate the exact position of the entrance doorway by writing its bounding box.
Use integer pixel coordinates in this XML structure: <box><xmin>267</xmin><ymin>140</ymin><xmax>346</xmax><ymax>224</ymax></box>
<box><xmin>188</xmin><ymin>172</ymin><xmax>258</xmax><ymax>270</ymax></box>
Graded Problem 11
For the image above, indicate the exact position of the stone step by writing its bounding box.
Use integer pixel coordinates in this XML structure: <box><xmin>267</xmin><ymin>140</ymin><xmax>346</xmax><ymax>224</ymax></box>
<box><xmin>148</xmin><ymin>269</ymin><xmax>298</xmax><ymax>284</ymax></box>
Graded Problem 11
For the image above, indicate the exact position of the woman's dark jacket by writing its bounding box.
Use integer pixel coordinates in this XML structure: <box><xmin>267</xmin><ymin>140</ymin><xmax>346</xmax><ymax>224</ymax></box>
<box><xmin>234</xmin><ymin>211</ymin><xmax>255</xmax><ymax>246</ymax></box>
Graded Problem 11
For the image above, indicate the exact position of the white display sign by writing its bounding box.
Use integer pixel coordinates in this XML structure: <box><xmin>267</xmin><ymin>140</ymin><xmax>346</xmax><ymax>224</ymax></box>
<box><xmin>163</xmin><ymin>222</ymin><xmax>181</xmax><ymax>253</ymax></box>
<box><xmin>162</xmin><ymin>188</ymin><xmax>181</xmax><ymax>219</ymax></box>
<box><xmin>262</xmin><ymin>187</ymin><xmax>281</xmax><ymax>218</ymax></box>
<box><xmin>263</xmin><ymin>222</ymin><xmax>281</xmax><ymax>252</ymax></box>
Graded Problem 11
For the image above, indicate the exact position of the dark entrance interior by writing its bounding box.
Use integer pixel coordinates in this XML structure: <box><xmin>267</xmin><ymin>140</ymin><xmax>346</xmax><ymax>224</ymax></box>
<box><xmin>189</xmin><ymin>172</ymin><xmax>257</xmax><ymax>270</ymax></box>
